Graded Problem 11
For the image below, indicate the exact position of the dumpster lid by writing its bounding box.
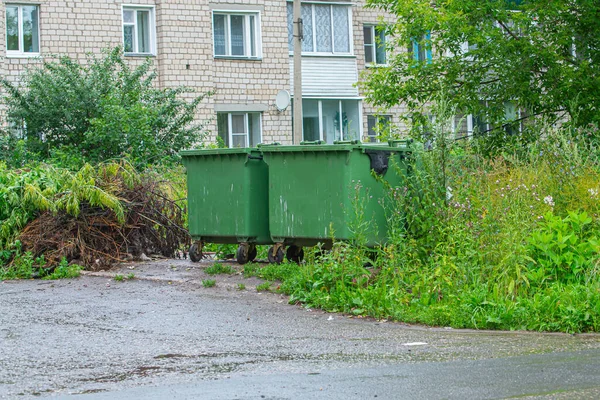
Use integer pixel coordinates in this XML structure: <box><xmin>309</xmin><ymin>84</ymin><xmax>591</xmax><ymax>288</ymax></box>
<box><xmin>180</xmin><ymin>147</ymin><xmax>259</xmax><ymax>157</ymax></box>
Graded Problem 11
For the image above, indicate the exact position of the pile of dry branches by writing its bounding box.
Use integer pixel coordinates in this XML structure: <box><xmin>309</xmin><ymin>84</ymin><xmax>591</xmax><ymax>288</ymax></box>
<box><xmin>18</xmin><ymin>173</ymin><xmax>189</xmax><ymax>270</ymax></box>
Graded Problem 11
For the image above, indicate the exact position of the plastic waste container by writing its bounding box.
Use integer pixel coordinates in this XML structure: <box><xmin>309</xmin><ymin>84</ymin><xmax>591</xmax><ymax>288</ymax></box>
<box><xmin>181</xmin><ymin>148</ymin><xmax>271</xmax><ymax>264</ymax></box>
<box><xmin>260</xmin><ymin>140</ymin><xmax>411</xmax><ymax>263</ymax></box>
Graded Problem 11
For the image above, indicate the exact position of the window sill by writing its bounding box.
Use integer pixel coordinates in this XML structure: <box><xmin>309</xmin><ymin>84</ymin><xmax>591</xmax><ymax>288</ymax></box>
<box><xmin>289</xmin><ymin>52</ymin><xmax>356</xmax><ymax>59</ymax></box>
<box><xmin>124</xmin><ymin>53</ymin><xmax>156</xmax><ymax>58</ymax></box>
<box><xmin>6</xmin><ymin>52</ymin><xmax>41</xmax><ymax>59</ymax></box>
<box><xmin>214</xmin><ymin>56</ymin><xmax>262</xmax><ymax>61</ymax></box>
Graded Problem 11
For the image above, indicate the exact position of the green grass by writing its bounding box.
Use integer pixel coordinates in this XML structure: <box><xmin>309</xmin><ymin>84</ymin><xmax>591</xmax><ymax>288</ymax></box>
<box><xmin>237</xmin><ymin>283</ymin><xmax>246</xmax><ymax>291</ymax></box>
<box><xmin>114</xmin><ymin>274</ymin><xmax>124</xmax><ymax>281</ymax></box>
<box><xmin>205</xmin><ymin>262</ymin><xmax>235</xmax><ymax>275</ymax></box>
<box><xmin>256</xmin><ymin>281</ymin><xmax>272</xmax><ymax>292</ymax></box>
<box><xmin>202</xmin><ymin>279</ymin><xmax>216</xmax><ymax>288</ymax></box>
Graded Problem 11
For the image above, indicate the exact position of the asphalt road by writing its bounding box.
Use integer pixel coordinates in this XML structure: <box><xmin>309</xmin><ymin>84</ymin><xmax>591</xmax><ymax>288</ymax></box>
<box><xmin>1</xmin><ymin>259</ymin><xmax>600</xmax><ymax>399</ymax></box>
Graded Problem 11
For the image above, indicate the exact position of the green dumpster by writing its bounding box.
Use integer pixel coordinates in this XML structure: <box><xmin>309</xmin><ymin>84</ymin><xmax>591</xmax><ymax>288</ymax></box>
<box><xmin>260</xmin><ymin>140</ymin><xmax>411</xmax><ymax>263</ymax></box>
<box><xmin>180</xmin><ymin>148</ymin><xmax>271</xmax><ymax>264</ymax></box>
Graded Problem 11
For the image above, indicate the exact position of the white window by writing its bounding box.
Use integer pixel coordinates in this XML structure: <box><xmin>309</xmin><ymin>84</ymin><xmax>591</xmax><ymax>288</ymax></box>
<box><xmin>122</xmin><ymin>6</ymin><xmax>155</xmax><ymax>55</ymax></box>
<box><xmin>472</xmin><ymin>101</ymin><xmax>524</xmax><ymax>135</ymax></box>
<box><xmin>287</xmin><ymin>3</ymin><xmax>352</xmax><ymax>54</ymax></box>
<box><xmin>6</xmin><ymin>4</ymin><xmax>40</xmax><ymax>56</ymax></box>
<box><xmin>300</xmin><ymin>99</ymin><xmax>361</xmax><ymax>143</ymax></box>
<box><xmin>213</xmin><ymin>12</ymin><xmax>261</xmax><ymax>59</ymax></box>
<box><xmin>364</xmin><ymin>25</ymin><xmax>386</xmax><ymax>65</ymax></box>
<box><xmin>217</xmin><ymin>112</ymin><xmax>262</xmax><ymax>148</ymax></box>
<box><xmin>367</xmin><ymin>115</ymin><xmax>391</xmax><ymax>143</ymax></box>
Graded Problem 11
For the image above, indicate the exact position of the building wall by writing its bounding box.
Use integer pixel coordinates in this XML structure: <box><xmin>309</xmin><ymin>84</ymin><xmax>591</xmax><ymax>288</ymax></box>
<box><xmin>0</xmin><ymin>0</ymin><xmax>409</xmax><ymax>145</ymax></box>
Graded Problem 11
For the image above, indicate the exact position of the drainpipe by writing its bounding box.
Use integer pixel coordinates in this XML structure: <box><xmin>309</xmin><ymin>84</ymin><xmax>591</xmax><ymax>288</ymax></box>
<box><xmin>292</xmin><ymin>0</ymin><xmax>303</xmax><ymax>144</ymax></box>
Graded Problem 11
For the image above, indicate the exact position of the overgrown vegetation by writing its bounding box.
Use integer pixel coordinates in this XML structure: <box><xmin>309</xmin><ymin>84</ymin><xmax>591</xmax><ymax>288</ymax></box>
<box><xmin>241</xmin><ymin>123</ymin><xmax>600</xmax><ymax>333</ymax></box>
<box><xmin>1</xmin><ymin>47</ymin><xmax>209</xmax><ymax>168</ymax></box>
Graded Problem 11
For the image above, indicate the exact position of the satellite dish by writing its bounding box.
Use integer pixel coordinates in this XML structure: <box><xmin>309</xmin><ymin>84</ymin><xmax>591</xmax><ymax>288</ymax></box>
<box><xmin>275</xmin><ymin>90</ymin><xmax>291</xmax><ymax>111</ymax></box>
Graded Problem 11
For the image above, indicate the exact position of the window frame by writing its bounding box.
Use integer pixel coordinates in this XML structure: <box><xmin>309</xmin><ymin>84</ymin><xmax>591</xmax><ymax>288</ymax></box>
<box><xmin>298</xmin><ymin>98</ymin><xmax>363</xmax><ymax>143</ymax></box>
<box><xmin>121</xmin><ymin>5</ymin><xmax>156</xmax><ymax>56</ymax></box>
<box><xmin>287</xmin><ymin>2</ymin><xmax>353</xmax><ymax>56</ymax></box>
<box><xmin>5</xmin><ymin>3</ymin><xmax>40</xmax><ymax>58</ymax></box>
<box><xmin>217</xmin><ymin>112</ymin><xmax>263</xmax><ymax>148</ymax></box>
<box><xmin>212</xmin><ymin>10</ymin><xmax>262</xmax><ymax>60</ymax></box>
<box><xmin>366</xmin><ymin>114</ymin><xmax>391</xmax><ymax>143</ymax></box>
<box><xmin>409</xmin><ymin>32</ymin><xmax>432</xmax><ymax>63</ymax></box>
<box><xmin>363</xmin><ymin>24</ymin><xmax>387</xmax><ymax>66</ymax></box>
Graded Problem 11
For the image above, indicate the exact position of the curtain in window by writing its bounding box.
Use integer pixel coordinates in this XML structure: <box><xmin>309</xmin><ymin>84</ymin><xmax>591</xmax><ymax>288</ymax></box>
<box><xmin>332</xmin><ymin>6</ymin><xmax>349</xmax><ymax>53</ymax></box>
<box><xmin>213</xmin><ymin>14</ymin><xmax>226</xmax><ymax>55</ymax></box>
<box><xmin>375</xmin><ymin>28</ymin><xmax>386</xmax><ymax>64</ymax></box>
<box><xmin>314</xmin><ymin>5</ymin><xmax>332</xmax><ymax>52</ymax></box>
<box><xmin>230</xmin><ymin>15</ymin><xmax>245</xmax><ymax>56</ymax></box>
<box><xmin>301</xmin><ymin>5</ymin><xmax>314</xmax><ymax>52</ymax></box>
<box><xmin>287</xmin><ymin>3</ymin><xmax>293</xmax><ymax>51</ymax></box>
<box><xmin>137</xmin><ymin>11</ymin><xmax>150</xmax><ymax>53</ymax></box>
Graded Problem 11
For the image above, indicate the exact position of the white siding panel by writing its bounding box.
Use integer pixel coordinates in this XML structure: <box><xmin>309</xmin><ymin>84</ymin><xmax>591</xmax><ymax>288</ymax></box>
<box><xmin>289</xmin><ymin>56</ymin><xmax>359</xmax><ymax>97</ymax></box>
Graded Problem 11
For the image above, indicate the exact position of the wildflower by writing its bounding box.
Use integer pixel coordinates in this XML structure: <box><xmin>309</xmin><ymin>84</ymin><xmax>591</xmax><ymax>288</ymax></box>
<box><xmin>589</xmin><ymin>188</ymin><xmax>598</xmax><ymax>198</ymax></box>
<box><xmin>543</xmin><ymin>196</ymin><xmax>554</xmax><ymax>207</ymax></box>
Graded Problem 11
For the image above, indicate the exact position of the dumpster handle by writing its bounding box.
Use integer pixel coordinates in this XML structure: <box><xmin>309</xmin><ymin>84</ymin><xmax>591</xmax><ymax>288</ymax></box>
<box><xmin>247</xmin><ymin>154</ymin><xmax>263</xmax><ymax>160</ymax></box>
<box><xmin>333</xmin><ymin>140</ymin><xmax>360</xmax><ymax>145</ymax></box>
<box><xmin>388</xmin><ymin>139</ymin><xmax>413</xmax><ymax>147</ymax></box>
<box><xmin>300</xmin><ymin>140</ymin><xmax>324</xmax><ymax>145</ymax></box>
<box><xmin>257</xmin><ymin>142</ymin><xmax>281</xmax><ymax>147</ymax></box>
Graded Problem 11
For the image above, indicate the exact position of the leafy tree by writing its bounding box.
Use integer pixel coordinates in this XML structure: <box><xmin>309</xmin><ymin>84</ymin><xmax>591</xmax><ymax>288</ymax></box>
<box><xmin>1</xmin><ymin>47</ymin><xmax>210</xmax><ymax>167</ymax></box>
<box><xmin>362</xmin><ymin>0</ymin><xmax>600</xmax><ymax>141</ymax></box>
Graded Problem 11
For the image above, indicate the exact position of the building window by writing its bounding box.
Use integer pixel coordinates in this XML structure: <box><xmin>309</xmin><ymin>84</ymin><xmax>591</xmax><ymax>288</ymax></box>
<box><xmin>367</xmin><ymin>115</ymin><xmax>391</xmax><ymax>143</ymax></box>
<box><xmin>6</xmin><ymin>4</ymin><xmax>39</xmax><ymax>56</ymax></box>
<box><xmin>217</xmin><ymin>112</ymin><xmax>262</xmax><ymax>148</ymax></box>
<box><xmin>287</xmin><ymin>3</ymin><xmax>351</xmax><ymax>54</ymax></box>
<box><xmin>213</xmin><ymin>12</ymin><xmax>261</xmax><ymax>59</ymax></box>
<box><xmin>299</xmin><ymin>99</ymin><xmax>361</xmax><ymax>143</ymax></box>
<box><xmin>409</xmin><ymin>33</ymin><xmax>432</xmax><ymax>63</ymax></box>
<box><xmin>122</xmin><ymin>6</ymin><xmax>155</xmax><ymax>55</ymax></box>
<box><xmin>472</xmin><ymin>101</ymin><xmax>524</xmax><ymax>135</ymax></box>
<box><xmin>364</xmin><ymin>25</ymin><xmax>386</xmax><ymax>65</ymax></box>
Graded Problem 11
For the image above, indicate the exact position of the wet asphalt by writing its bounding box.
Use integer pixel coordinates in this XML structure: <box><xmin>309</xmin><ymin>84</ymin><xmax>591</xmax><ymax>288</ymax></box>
<box><xmin>1</xmin><ymin>259</ymin><xmax>600</xmax><ymax>399</ymax></box>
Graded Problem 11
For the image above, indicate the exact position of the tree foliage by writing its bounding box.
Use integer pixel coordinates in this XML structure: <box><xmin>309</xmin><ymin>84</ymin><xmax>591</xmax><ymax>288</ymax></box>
<box><xmin>362</xmin><ymin>0</ymin><xmax>600</xmax><ymax>139</ymax></box>
<box><xmin>1</xmin><ymin>47</ymin><xmax>210</xmax><ymax>167</ymax></box>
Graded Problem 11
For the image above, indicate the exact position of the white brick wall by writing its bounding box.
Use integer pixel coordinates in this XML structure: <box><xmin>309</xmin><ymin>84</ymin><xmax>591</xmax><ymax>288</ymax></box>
<box><xmin>0</xmin><ymin>0</ymin><xmax>408</xmax><ymax>145</ymax></box>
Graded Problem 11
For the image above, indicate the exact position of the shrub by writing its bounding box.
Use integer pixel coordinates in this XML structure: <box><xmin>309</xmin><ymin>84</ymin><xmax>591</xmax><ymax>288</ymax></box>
<box><xmin>1</xmin><ymin>47</ymin><xmax>210</xmax><ymax>168</ymax></box>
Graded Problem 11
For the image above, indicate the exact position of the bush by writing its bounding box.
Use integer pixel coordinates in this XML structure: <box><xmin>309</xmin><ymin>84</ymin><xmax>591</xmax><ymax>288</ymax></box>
<box><xmin>1</xmin><ymin>47</ymin><xmax>210</xmax><ymax>168</ymax></box>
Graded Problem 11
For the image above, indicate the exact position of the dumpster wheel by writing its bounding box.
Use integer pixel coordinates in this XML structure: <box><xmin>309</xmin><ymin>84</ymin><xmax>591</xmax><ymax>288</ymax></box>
<box><xmin>248</xmin><ymin>244</ymin><xmax>257</xmax><ymax>263</ymax></box>
<box><xmin>189</xmin><ymin>242</ymin><xmax>203</xmax><ymax>262</ymax></box>
<box><xmin>236</xmin><ymin>243</ymin><xmax>252</xmax><ymax>265</ymax></box>
<box><xmin>286</xmin><ymin>245</ymin><xmax>304</xmax><ymax>264</ymax></box>
<box><xmin>268</xmin><ymin>244</ymin><xmax>285</xmax><ymax>264</ymax></box>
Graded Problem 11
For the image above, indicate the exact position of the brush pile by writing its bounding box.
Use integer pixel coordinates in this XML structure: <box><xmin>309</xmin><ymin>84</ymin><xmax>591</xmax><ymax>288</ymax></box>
<box><xmin>1</xmin><ymin>161</ymin><xmax>189</xmax><ymax>270</ymax></box>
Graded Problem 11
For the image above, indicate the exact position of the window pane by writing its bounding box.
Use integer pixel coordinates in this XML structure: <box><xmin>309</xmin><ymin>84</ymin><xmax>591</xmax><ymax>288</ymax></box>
<box><xmin>342</xmin><ymin>100</ymin><xmax>360</xmax><ymax>141</ymax></box>
<box><xmin>22</xmin><ymin>6</ymin><xmax>39</xmax><ymax>53</ymax></box>
<box><xmin>231</xmin><ymin>114</ymin><xmax>246</xmax><ymax>135</ymax></box>
<box><xmin>332</xmin><ymin>6</ymin><xmax>349</xmax><ymax>53</ymax></box>
<box><xmin>315</xmin><ymin>5</ymin><xmax>332</xmax><ymax>52</ymax></box>
<box><xmin>249</xmin><ymin>16</ymin><xmax>256</xmax><ymax>57</ymax></box>
<box><xmin>230</xmin><ymin>15</ymin><xmax>245</xmax><ymax>56</ymax></box>
<box><xmin>367</xmin><ymin>116</ymin><xmax>377</xmax><ymax>142</ymax></box>
<box><xmin>137</xmin><ymin>11</ymin><xmax>150</xmax><ymax>53</ymax></box>
<box><xmin>6</xmin><ymin>6</ymin><xmax>19</xmax><ymax>51</ymax></box>
<box><xmin>217</xmin><ymin>113</ymin><xmax>229</xmax><ymax>147</ymax></box>
<box><xmin>287</xmin><ymin>3</ymin><xmax>293</xmax><ymax>51</ymax></box>
<box><xmin>249</xmin><ymin>113</ymin><xmax>261</xmax><ymax>146</ymax></box>
<box><xmin>376</xmin><ymin>28</ymin><xmax>386</xmax><ymax>64</ymax></box>
<box><xmin>123</xmin><ymin>25</ymin><xmax>134</xmax><ymax>53</ymax></box>
<box><xmin>213</xmin><ymin>14</ymin><xmax>226</xmax><ymax>55</ymax></box>
<box><xmin>123</xmin><ymin>10</ymin><xmax>134</xmax><ymax>24</ymax></box>
<box><xmin>302</xmin><ymin>100</ymin><xmax>320</xmax><ymax>141</ymax></box>
<box><xmin>321</xmin><ymin>100</ymin><xmax>341</xmax><ymax>143</ymax></box>
<box><xmin>232</xmin><ymin>135</ymin><xmax>247</xmax><ymax>148</ymax></box>
<box><xmin>364</xmin><ymin>27</ymin><xmax>374</xmax><ymax>63</ymax></box>
<box><xmin>301</xmin><ymin>5</ymin><xmax>313</xmax><ymax>52</ymax></box>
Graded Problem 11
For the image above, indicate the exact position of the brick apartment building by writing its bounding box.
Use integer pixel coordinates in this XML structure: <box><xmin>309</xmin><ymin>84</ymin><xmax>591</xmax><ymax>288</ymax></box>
<box><xmin>1</xmin><ymin>1</ymin><xmax>408</xmax><ymax>147</ymax></box>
